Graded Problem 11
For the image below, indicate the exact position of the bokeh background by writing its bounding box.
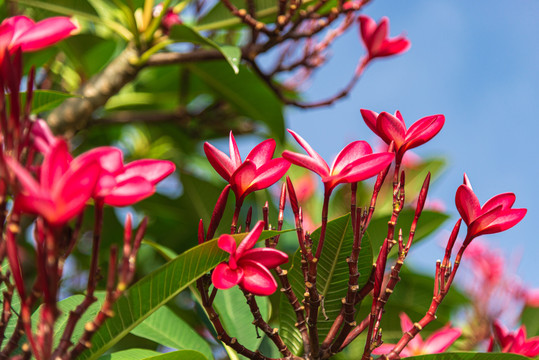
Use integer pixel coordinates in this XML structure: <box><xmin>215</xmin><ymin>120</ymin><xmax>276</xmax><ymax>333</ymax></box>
<box><xmin>286</xmin><ymin>1</ymin><xmax>539</xmax><ymax>287</ymax></box>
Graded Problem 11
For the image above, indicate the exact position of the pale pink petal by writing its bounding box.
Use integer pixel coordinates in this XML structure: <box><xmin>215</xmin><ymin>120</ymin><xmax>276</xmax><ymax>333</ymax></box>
<box><xmin>75</xmin><ymin>146</ymin><xmax>123</xmax><ymax>173</ymax></box>
<box><xmin>455</xmin><ymin>184</ymin><xmax>481</xmax><ymax>225</ymax></box>
<box><xmin>400</xmin><ymin>312</ymin><xmax>423</xmax><ymax>352</ymax></box>
<box><xmin>212</xmin><ymin>262</ymin><xmax>243</xmax><ymax>290</ymax></box>
<box><xmin>118</xmin><ymin>159</ymin><xmax>175</xmax><ymax>185</ymax></box>
<box><xmin>40</xmin><ymin>139</ymin><xmax>72</xmax><ymax>190</ymax></box>
<box><xmin>250</xmin><ymin>158</ymin><xmax>290</xmax><ymax>191</ymax></box>
<box><xmin>282</xmin><ymin>150</ymin><xmax>329</xmax><ymax>178</ymax></box>
<box><xmin>204</xmin><ymin>142</ymin><xmax>235</xmax><ymax>181</ymax></box>
<box><xmin>287</xmin><ymin>129</ymin><xmax>329</xmax><ymax>174</ymax></box>
<box><xmin>241</xmin><ymin>248</ymin><xmax>288</xmax><ymax>269</ymax></box>
<box><xmin>236</xmin><ymin>221</ymin><xmax>264</xmax><ymax>257</ymax></box>
<box><xmin>481</xmin><ymin>193</ymin><xmax>516</xmax><ymax>213</ymax></box>
<box><xmin>229</xmin><ymin>131</ymin><xmax>242</xmax><ymax>169</ymax></box>
<box><xmin>371</xmin><ymin>344</ymin><xmax>397</xmax><ymax>355</ymax></box>
<box><xmin>102</xmin><ymin>177</ymin><xmax>155</xmax><ymax>206</ymax></box>
<box><xmin>218</xmin><ymin>234</ymin><xmax>237</xmax><ymax>255</ymax></box>
<box><xmin>14</xmin><ymin>17</ymin><xmax>78</xmax><ymax>52</ymax></box>
<box><xmin>230</xmin><ymin>160</ymin><xmax>257</xmax><ymax>200</ymax></box>
<box><xmin>378</xmin><ymin>112</ymin><xmax>406</xmax><ymax>149</ymax></box>
<box><xmin>239</xmin><ymin>260</ymin><xmax>278</xmax><ymax>296</ymax></box>
<box><xmin>422</xmin><ymin>327</ymin><xmax>461</xmax><ymax>354</ymax></box>
<box><xmin>331</xmin><ymin>141</ymin><xmax>373</xmax><ymax>176</ymax></box>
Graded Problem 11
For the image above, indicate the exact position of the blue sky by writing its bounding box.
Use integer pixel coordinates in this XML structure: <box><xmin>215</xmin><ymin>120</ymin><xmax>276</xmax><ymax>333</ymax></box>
<box><xmin>286</xmin><ymin>1</ymin><xmax>539</xmax><ymax>287</ymax></box>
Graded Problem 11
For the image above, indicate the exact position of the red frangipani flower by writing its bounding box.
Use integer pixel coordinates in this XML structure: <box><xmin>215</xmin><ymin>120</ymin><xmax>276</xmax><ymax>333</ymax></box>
<box><xmin>212</xmin><ymin>221</ymin><xmax>288</xmax><ymax>296</ymax></box>
<box><xmin>5</xmin><ymin>139</ymin><xmax>100</xmax><ymax>226</ymax></box>
<box><xmin>72</xmin><ymin>147</ymin><xmax>176</xmax><ymax>206</ymax></box>
<box><xmin>358</xmin><ymin>15</ymin><xmax>410</xmax><ymax>60</ymax></box>
<box><xmin>361</xmin><ymin>109</ymin><xmax>445</xmax><ymax>163</ymax></box>
<box><xmin>372</xmin><ymin>312</ymin><xmax>461</xmax><ymax>357</ymax></box>
<box><xmin>282</xmin><ymin>129</ymin><xmax>394</xmax><ymax>194</ymax></box>
<box><xmin>204</xmin><ymin>132</ymin><xmax>290</xmax><ymax>204</ymax></box>
<box><xmin>490</xmin><ymin>321</ymin><xmax>539</xmax><ymax>357</ymax></box>
<box><xmin>0</xmin><ymin>15</ymin><xmax>78</xmax><ymax>63</ymax></box>
<box><xmin>455</xmin><ymin>174</ymin><xmax>526</xmax><ymax>245</ymax></box>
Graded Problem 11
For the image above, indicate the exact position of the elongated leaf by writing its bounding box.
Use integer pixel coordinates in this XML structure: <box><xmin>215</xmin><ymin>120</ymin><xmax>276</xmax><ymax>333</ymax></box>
<box><xmin>404</xmin><ymin>353</ymin><xmax>530</xmax><ymax>360</ymax></box>
<box><xmin>30</xmin><ymin>90</ymin><xmax>80</xmax><ymax>114</ymax></box>
<box><xmin>98</xmin><ymin>349</ymin><xmax>160</xmax><ymax>360</ymax></box>
<box><xmin>78</xmin><ymin>229</ymin><xmax>291</xmax><ymax>360</ymax></box>
<box><xmin>169</xmin><ymin>24</ymin><xmax>241</xmax><ymax>74</ymax></box>
<box><xmin>211</xmin><ymin>287</ymin><xmax>269</xmax><ymax>359</ymax></box>
<box><xmin>367</xmin><ymin>210</ymin><xmax>449</xmax><ymax>259</ymax></box>
<box><xmin>187</xmin><ymin>61</ymin><xmax>285</xmax><ymax>140</ymax></box>
<box><xmin>521</xmin><ymin>305</ymin><xmax>539</xmax><ymax>337</ymax></box>
<box><xmin>131</xmin><ymin>306</ymin><xmax>213</xmax><ymax>360</ymax></box>
<box><xmin>279</xmin><ymin>213</ymin><xmax>373</xmax><ymax>354</ymax></box>
<box><xmin>144</xmin><ymin>350</ymin><xmax>207</xmax><ymax>360</ymax></box>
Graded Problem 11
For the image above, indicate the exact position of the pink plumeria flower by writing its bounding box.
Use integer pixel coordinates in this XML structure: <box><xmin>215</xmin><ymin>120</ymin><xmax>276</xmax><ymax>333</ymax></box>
<box><xmin>358</xmin><ymin>15</ymin><xmax>410</xmax><ymax>60</ymax></box>
<box><xmin>30</xmin><ymin>119</ymin><xmax>56</xmax><ymax>155</ymax></box>
<box><xmin>204</xmin><ymin>132</ymin><xmax>290</xmax><ymax>204</ymax></box>
<box><xmin>282</xmin><ymin>129</ymin><xmax>394</xmax><ymax>195</ymax></box>
<box><xmin>361</xmin><ymin>109</ymin><xmax>445</xmax><ymax>163</ymax></box>
<box><xmin>372</xmin><ymin>312</ymin><xmax>461</xmax><ymax>357</ymax></box>
<box><xmin>73</xmin><ymin>147</ymin><xmax>176</xmax><ymax>206</ymax></box>
<box><xmin>455</xmin><ymin>174</ymin><xmax>526</xmax><ymax>246</ymax></box>
<box><xmin>5</xmin><ymin>139</ymin><xmax>100</xmax><ymax>226</ymax></box>
<box><xmin>490</xmin><ymin>321</ymin><xmax>539</xmax><ymax>357</ymax></box>
<box><xmin>212</xmin><ymin>221</ymin><xmax>288</xmax><ymax>296</ymax></box>
<box><xmin>0</xmin><ymin>15</ymin><xmax>78</xmax><ymax>63</ymax></box>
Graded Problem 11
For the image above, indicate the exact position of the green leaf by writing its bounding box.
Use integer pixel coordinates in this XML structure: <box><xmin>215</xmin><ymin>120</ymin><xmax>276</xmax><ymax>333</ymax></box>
<box><xmin>187</xmin><ymin>61</ymin><xmax>285</xmax><ymax>140</ymax></box>
<box><xmin>30</xmin><ymin>90</ymin><xmax>80</xmax><ymax>114</ymax></box>
<box><xmin>211</xmin><ymin>287</ymin><xmax>269</xmax><ymax>358</ymax></box>
<box><xmin>403</xmin><ymin>352</ymin><xmax>530</xmax><ymax>360</ymax></box>
<box><xmin>131</xmin><ymin>306</ymin><xmax>213</xmax><ymax>360</ymax></box>
<box><xmin>144</xmin><ymin>350</ymin><xmax>207</xmax><ymax>360</ymax></box>
<box><xmin>142</xmin><ymin>240</ymin><xmax>178</xmax><ymax>262</ymax></box>
<box><xmin>78</xmin><ymin>229</ymin><xmax>291</xmax><ymax>360</ymax></box>
<box><xmin>521</xmin><ymin>305</ymin><xmax>539</xmax><ymax>337</ymax></box>
<box><xmin>169</xmin><ymin>24</ymin><xmax>241</xmax><ymax>74</ymax></box>
<box><xmin>98</xmin><ymin>349</ymin><xmax>160</xmax><ymax>360</ymax></box>
<box><xmin>367</xmin><ymin>210</ymin><xmax>449</xmax><ymax>259</ymax></box>
<box><xmin>279</xmin><ymin>213</ymin><xmax>373</xmax><ymax>354</ymax></box>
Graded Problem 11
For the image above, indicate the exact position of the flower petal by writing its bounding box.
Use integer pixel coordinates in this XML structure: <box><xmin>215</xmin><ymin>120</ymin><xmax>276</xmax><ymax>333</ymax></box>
<box><xmin>212</xmin><ymin>262</ymin><xmax>243</xmax><ymax>290</ymax></box>
<box><xmin>423</xmin><ymin>327</ymin><xmax>461</xmax><ymax>354</ymax></box>
<box><xmin>230</xmin><ymin>160</ymin><xmax>257</xmax><ymax>200</ymax></box>
<box><xmin>371</xmin><ymin>344</ymin><xmax>397</xmax><ymax>355</ymax></box>
<box><xmin>401</xmin><ymin>114</ymin><xmax>444</xmax><ymax>153</ymax></box>
<box><xmin>377</xmin><ymin>37</ymin><xmax>411</xmax><ymax>57</ymax></box>
<box><xmin>369</xmin><ymin>17</ymin><xmax>389</xmax><ymax>55</ymax></box>
<box><xmin>245</xmin><ymin>138</ymin><xmax>276</xmax><ymax>168</ymax></box>
<box><xmin>378</xmin><ymin>111</ymin><xmax>406</xmax><ymax>149</ymax></box>
<box><xmin>400</xmin><ymin>312</ymin><xmax>423</xmax><ymax>352</ymax></box>
<box><xmin>239</xmin><ymin>260</ymin><xmax>278</xmax><ymax>296</ymax></box>
<box><xmin>360</xmin><ymin>109</ymin><xmax>379</xmax><ymax>136</ymax></box>
<box><xmin>40</xmin><ymin>139</ymin><xmax>72</xmax><ymax>190</ymax></box>
<box><xmin>331</xmin><ymin>141</ymin><xmax>373</xmax><ymax>176</ymax></box>
<box><xmin>455</xmin><ymin>184</ymin><xmax>481</xmax><ymax>225</ymax></box>
<box><xmin>250</xmin><ymin>158</ymin><xmax>290</xmax><ymax>191</ymax></box>
<box><xmin>241</xmin><ymin>248</ymin><xmax>288</xmax><ymax>269</ymax></box>
<box><xmin>474</xmin><ymin>208</ymin><xmax>526</xmax><ymax>238</ymax></box>
<box><xmin>229</xmin><ymin>131</ymin><xmax>242</xmax><ymax>169</ymax></box>
<box><xmin>103</xmin><ymin>176</ymin><xmax>155</xmax><ymax>206</ymax></box>
<box><xmin>204</xmin><ymin>142</ymin><xmax>235</xmax><ymax>181</ymax></box>
<box><xmin>236</xmin><ymin>221</ymin><xmax>264</xmax><ymax>257</ymax></box>
<box><xmin>336</xmin><ymin>152</ymin><xmax>394</xmax><ymax>184</ymax></box>
<box><xmin>358</xmin><ymin>15</ymin><xmax>377</xmax><ymax>48</ymax></box>
<box><xmin>0</xmin><ymin>16</ymin><xmax>33</xmax><ymax>48</ymax></box>
<box><xmin>4</xmin><ymin>156</ymin><xmax>42</xmax><ymax>198</ymax></box>
<box><xmin>118</xmin><ymin>159</ymin><xmax>175</xmax><ymax>185</ymax></box>
<box><xmin>287</xmin><ymin>129</ymin><xmax>329</xmax><ymax>174</ymax></box>
<box><xmin>282</xmin><ymin>150</ymin><xmax>329</xmax><ymax>178</ymax></box>
<box><xmin>75</xmin><ymin>146</ymin><xmax>123</xmax><ymax>173</ymax></box>
<box><xmin>218</xmin><ymin>234</ymin><xmax>237</xmax><ymax>254</ymax></box>
<box><xmin>481</xmin><ymin>192</ymin><xmax>516</xmax><ymax>213</ymax></box>
<box><xmin>13</xmin><ymin>17</ymin><xmax>78</xmax><ymax>52</ymax></box>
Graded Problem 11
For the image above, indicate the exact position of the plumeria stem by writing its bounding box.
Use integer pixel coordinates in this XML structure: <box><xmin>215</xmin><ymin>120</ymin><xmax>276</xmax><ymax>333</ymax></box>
<box><xmin>315</xmin><ymin>189</ymin><xmax>331</xmax><ymax>259</ymax></box>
